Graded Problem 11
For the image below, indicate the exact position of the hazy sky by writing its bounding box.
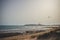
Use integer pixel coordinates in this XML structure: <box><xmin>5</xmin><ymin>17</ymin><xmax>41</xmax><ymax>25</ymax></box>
<box><xmin>1</xmin><ymin>0</ymin><xmax>60</xmax><ymax>25</ymax></box>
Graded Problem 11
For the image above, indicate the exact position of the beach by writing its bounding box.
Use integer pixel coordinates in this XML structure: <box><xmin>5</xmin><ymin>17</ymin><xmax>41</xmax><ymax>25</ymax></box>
<box><xmin>0</xmin><ymin>26</ymin><xmax>60</xmax><ymax>40</ymax></box>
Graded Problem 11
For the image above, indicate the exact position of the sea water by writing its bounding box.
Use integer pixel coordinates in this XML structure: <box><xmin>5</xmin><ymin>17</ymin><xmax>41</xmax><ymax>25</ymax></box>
<box><xmin>0</xmin><ymin>25</ymin><xmax>58</xmax><ymax>33</ymax></box>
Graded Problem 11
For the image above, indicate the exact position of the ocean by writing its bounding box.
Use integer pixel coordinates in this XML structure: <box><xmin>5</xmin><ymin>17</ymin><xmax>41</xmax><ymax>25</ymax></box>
<box><xmin>0</xmin><ymin>25</ymin><xmax>58</xmax><ymax>33</ymax></box>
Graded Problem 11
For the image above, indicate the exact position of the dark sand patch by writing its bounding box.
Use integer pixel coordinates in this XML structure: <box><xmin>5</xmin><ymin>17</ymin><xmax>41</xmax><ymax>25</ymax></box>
<box><xmin>37</xmin><ymin>29</ymin><xmax>60</xmax><ymax>40</ymax></box>
<box><xmin>0</xmin><ymin>33</ymin><xmax>23</xmax><ymax>38</ymax></box>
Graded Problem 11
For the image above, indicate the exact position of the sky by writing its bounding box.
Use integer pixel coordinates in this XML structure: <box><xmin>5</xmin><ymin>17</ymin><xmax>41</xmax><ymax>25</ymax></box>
<box><xmin>0</xmin><ymin>0</ymin><xmax>60</xmax><ymax>25</ymax></box>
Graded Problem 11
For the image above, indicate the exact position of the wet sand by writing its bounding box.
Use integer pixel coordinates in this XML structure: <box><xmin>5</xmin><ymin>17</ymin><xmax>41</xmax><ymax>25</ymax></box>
<box><xmin>0</xmin><ymin>33</ymin><xmax>23</xmax><ymax>38</ymax></box>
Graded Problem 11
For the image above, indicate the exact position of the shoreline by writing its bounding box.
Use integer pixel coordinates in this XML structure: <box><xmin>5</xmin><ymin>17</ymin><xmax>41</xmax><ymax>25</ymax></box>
<box><xmin>0</xmin><ymin>27</ymin><xmax>60</xmax><ymax>40</ymax></box>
